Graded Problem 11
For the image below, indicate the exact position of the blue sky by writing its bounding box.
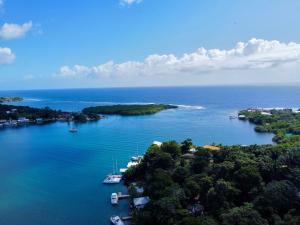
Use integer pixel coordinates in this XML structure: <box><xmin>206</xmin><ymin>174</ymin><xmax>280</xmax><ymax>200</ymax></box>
<box><xmin>0</xmin><ymin>0</ymin><xmax>300</xmax><ymax>90</ymax></box>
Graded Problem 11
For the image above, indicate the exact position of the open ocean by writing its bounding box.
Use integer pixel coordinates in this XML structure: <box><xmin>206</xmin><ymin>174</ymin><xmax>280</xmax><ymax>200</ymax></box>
<box><xmin>0</xmin><ymin>86</ymin><xmax>299</xmax><ymax>225</ymax></box>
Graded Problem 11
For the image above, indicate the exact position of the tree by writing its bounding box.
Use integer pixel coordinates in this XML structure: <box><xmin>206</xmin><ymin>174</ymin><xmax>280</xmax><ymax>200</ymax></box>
<box><xmin>172</xmin><ymin>166</ymin><xmax>189</xmax><ymax>184</ymax></box>
<box><xmin>161</xmin><ymin>141</ymin><xmax>182</xmax><ymax>159</ymax></box>
<box><xmin>181</xmin><ymin>139</ymin><xmax>193</xmax><ymax>154</ymax></box>
<box><xmin>255</xmin><ymin>180</ymin><xmax>298</xmax><ymax>216</ymax></box>
<box><xmin>221</xmin><ymin>203</ymin><xmax>268</xmax><ymax>225</ymax></box>
<box><xmin>233</xmin><ymin>165</ymin><xmax>263</xmax><ymax>198</ymax></box>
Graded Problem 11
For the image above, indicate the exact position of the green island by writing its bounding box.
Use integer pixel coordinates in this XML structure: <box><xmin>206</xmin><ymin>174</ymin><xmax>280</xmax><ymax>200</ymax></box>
<box><xmin>82</xmin><ymin>104</ymin><xmax>178</xmax><ymax>116</ymax></box>
<box><xmin>123</xmin><ymin>108</ymin><xmax>300</xmax><ymax>225</ymax></box>
<box><xmin>0</xmin><ymin>96</ymin><xmax>23</xmax><ymax>103</ymax></box>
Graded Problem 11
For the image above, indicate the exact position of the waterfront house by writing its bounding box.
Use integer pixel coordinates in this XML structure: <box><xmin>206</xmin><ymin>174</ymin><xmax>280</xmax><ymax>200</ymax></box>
<box><xmin>153</xmin><ymin>141</ymin><xmax>162</xmax><ymax>147</ymax></box>
<box><xmin>133</xmin><ymin>196</ymin><xmax>150</xmax><ymax>209</ymax></box>
<box><xmin>238</xmin><ymin>114</ymin><xmax>246</xmax><ymax>119</ymax></box>
<box><xmin>36</xmin><ymin>118</ymin><xmax>44</xmax><ymax>123</ymax></box>
<box><xmin>18</xmin><ymin>117</ymin><xmax>30</xmax><ymax>123</ymax></box>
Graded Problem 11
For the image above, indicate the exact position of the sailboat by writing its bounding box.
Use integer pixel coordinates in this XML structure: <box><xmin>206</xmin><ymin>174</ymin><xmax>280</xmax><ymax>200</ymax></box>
<box><xmin>103</xmin><ymin>159</ymin><xmax>122</xmax><ymax>184</ymax></box>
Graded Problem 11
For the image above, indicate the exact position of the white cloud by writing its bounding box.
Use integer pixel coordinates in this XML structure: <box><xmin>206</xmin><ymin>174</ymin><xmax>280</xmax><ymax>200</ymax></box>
<box><xmin>57</xmin><ymin>38</ymin><xmax>300</xmax><ymax>79</ymax></box>
<box><xmin>120</xmin><ymin>0</ymin><xmax>143</xmax><ymax>6</ymax></box>
<box><xmin>0</xmin><ymin>47</ymin><xmax>15</xmax><ymax>64</ymax></box>
<box><xmin>0</xmin><ymin>21</ymin><xmax>33</xmax><ymax>40</ymax></box>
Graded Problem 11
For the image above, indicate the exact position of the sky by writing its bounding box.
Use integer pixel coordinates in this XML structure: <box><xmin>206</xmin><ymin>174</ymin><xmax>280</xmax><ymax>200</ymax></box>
<box><xmin>0</xmin><ymin>0</ymin><xmax>300</xmax><ymax>90</ymax></box>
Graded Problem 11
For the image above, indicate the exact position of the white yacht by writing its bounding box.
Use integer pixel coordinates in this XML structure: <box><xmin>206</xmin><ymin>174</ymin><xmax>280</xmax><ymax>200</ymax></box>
<box><xmin>103</xmin><ymin>174</ymin><xmax>122</xmax><ymax>184</ymax></box>
<box><xmin>110</xmin><ymin>215</ymin><xmax>124</xmax><ymax>225</ymax></box>
<box><xmin>111</xmin><ymin>193</ymin><xmax>118</xmax><ymax>205</ymax></box>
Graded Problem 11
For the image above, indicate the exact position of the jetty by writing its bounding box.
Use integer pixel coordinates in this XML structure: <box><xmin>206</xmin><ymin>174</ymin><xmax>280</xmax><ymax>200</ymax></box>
<box><xmin>117</xmin><ymin>192</ymin><xmax>130</xmax><ymax>199</ymax></box>
<box><xmin>121</xmin><ymin>216</ymin><xmax>132</xmax><ymax>220</ymax></box>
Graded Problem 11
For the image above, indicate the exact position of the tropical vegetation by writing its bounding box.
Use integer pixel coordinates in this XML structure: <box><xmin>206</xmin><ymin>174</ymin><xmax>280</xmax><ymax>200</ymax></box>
<box><xmin>123</xmin><ymin>109</ymin><xmax>300</xmax><ymax>225</ymax></box>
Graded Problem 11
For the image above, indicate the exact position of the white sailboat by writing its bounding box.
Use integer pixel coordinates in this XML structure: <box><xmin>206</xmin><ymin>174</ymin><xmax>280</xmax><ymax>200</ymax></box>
<box><xmin>103</xmin><ymin>159</ymin><xmax>122</xmax><ymax>184</ymax></box>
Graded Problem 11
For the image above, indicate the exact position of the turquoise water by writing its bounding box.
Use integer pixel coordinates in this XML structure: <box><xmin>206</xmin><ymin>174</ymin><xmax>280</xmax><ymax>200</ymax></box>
<box><xmin>0</xmin><ymin>86</ymin><xmax>299</xmax><ymax>225</ymax></box>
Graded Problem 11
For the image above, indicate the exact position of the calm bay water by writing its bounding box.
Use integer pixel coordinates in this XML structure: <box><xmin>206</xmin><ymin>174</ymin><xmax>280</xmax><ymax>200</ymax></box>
<box><xmin>0</xmin><ymin>86</ymin><xmax>299</xmax><ymax>225</ymax></box>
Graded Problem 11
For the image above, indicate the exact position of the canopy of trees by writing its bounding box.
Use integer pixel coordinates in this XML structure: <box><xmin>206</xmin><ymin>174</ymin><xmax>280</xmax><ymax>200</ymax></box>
<box><xmin>124</xmin><ymin>109</ymin><xmax>300</xmax><ymax>225</ymax></box>
<box><xmin>82</xmin><ymin>104</ymin><xmax>177</xmax><ymax>116</ymax></box>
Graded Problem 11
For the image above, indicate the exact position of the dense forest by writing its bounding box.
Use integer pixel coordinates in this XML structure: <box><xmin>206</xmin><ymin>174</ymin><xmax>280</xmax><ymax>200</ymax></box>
<box><xmin>124</xmin><ymin>109</ymin><xmax>300</xmax><ymax>225</ymax></box>
<box><xmin>82</xmin><ymin>104</ymin><xmax>177</xmax><ymax>116</ymax></box>
<box><xmin>239</xmin><ymin>109</ymin><xmax>300</xmax><ymax>144</ymax></box>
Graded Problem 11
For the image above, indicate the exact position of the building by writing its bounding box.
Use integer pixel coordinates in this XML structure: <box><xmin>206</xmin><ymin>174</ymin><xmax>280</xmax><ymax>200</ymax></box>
<box><xmin>133</xmin><ymin>196</ymin><xmax>150</xmax><ymax>209</ymax></box>
<box><xmin>153</xmin><ymin>141</ymin><xmax>162</xmax><ymax>147</ymax></box>
<box><xmin>202</xmin><ymin>145</ymin><xmax>221</xmax><ymax>151</ymax></box>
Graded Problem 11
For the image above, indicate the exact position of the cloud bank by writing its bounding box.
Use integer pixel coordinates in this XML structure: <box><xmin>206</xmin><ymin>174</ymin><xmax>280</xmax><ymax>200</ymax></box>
<box><xmin>0</xmin><ymin>21</ymin><xmax>32</xmax><ymax>40</ymax></box>
<box><xmin>0</xmin><ymin>47</ymin><xmax>15</xmax><ymax>64</ymax></box>
<box><xmin>58</xmin><ymin>38</ymin><xmax>300</xmax><ymax>78</ymax></box>
<box><xmin>120</xmin><ymin>0</ymin><xmax>143</xmax><ymax>6</ymax></box>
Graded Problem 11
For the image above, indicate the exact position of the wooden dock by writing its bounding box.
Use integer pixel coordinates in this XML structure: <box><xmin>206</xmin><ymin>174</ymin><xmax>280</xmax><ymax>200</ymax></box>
<box><xmin>117</xmin><ymin>192</ymin><xmax>130</xmax><ymax>199</ymax></box>
<box><xmin>121</xmin><ymin>216</ymin><xmax>132</xmax><ymax>220</ymax></box>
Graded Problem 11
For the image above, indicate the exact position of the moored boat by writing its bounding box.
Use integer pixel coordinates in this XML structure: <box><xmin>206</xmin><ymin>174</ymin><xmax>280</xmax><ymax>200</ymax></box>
<box><xmin>103</xmin><ymin>174</ymin><xmax>122</xmax><ymax>184</ymax></box>
<box><xmin>110</xmin><ymin>215</ymin><xmax>124</xmax><ymax>225</ymax></box>
<box><xmin>111</xmin><ymin>193</ymin><xmax>118</xmax><ymax>205</ymax></box>
<box><xmin>69</xmin><ymin>128</ymin><xmax>78</xmax><ymax>133</ymax></box>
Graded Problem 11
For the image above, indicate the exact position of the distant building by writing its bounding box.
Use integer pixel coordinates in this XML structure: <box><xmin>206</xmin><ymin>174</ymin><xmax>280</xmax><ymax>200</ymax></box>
<box><xmin>189</xmin><ymin>148</ymin><xmax>197</xmax><ymax>153</ymax></box>
<box><xmin>36</xmin><ymin>118</ymin><xmax>44</xmax><ymax>123</ymax></box>
<box><xmin>18</xmin><ymin>118</ymin><xmax>30</xmax><ymax>123</ymax></box>
<box><xmin>202</xmin><ymin>145</ymin><xmax>221</xmax><ymax>151</ymax></box>
<box><xmin>153</xmin><ymin>141</ymin><xmax>162</xmax><ymax>147</ymax></box>
<box><xmin>261</xmin><ymin>112</ymin><xmax>272</xmax><ymax>116</ymax></box>
<box><xmin>133</xmin><ymin>196</ymin><xmax>150</xmax><ymax>209</ymax></box>
<box><xmin>238</xmin><ymin>115</ymin><xmax>246</xmax><ymax>119</ymax></box>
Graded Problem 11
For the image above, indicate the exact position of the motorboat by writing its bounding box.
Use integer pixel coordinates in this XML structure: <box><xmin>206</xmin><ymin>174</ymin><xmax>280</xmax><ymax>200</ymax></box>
<box><xmin>111</xmin><ymin>193</ymin><xmax>118</xmax><ymax>205</ymax></box>
<box><xmin>110</xmin><ymin>215</ymin><xmax>124</xmax><ymax>225</ymax></box>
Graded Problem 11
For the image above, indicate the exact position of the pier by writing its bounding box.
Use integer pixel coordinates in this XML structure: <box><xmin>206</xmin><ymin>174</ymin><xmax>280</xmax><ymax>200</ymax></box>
<box><xmin>121</xmin><ymin>216</ymin><xmax>132</xmax><ymax>220</ymax></box>
<box><xmin>117</xmin><ymin>192</ymin><xmax>130</xmax><ymax>199</ymax></box>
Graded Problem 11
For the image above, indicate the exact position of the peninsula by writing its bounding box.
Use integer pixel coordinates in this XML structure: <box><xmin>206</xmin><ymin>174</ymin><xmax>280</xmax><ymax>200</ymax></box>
<box><xmin>0</xmin><ymin>104</ymin><xmax>101</xmax><ymax>128</ymax></box>
<box><xmin>123</xmin><ymin>108</ymin><xmax>300</xmax><ymax>225</ymax></box>
<box><xmin>82</xmin><ymin>104</ymin><xmax>178</xmax><ymax>116</ymax></box>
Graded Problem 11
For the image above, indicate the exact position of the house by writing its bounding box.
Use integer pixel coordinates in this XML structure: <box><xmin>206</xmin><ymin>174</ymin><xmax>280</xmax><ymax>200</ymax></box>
<box><xmin>202</xmin><ymin>145</ymin><xmax>221</xmax><ymax>151</ymax></box>
<box><xmin>36</xmin><ymin>118</ymin><xmax>44</xmax><ymax>123</ymax></box>
<box><xmin>189</xmin><ymin>148</ymin><xmax>197</xmax><ymax>153</ymax></box>
<box><xmin>261</xmin><ymin>112</ymin><xmax>272</xmax><ymax>116</ymax></box>
<box><xmin>133</xmin><ymin>196</ymin><xmax>150</xmax><ymax>209</ymax></box>
<box><xmin>18</xmin><ymin>117</ymin><xmax>30</xmax><ymax>123</ymax></box>
<box><xmin>153</xmin><ymin>141</ymin><xmax>162</xmax><ymax>147</ymax></box>
<box><xmin>238</xmin><ymin>115</ymin><xmax>246</xmax><ymax>119</ymax></box>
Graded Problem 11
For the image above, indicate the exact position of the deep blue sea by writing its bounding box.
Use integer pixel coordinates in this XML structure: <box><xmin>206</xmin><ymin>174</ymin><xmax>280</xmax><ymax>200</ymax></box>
<box><xmin>0</xmin><ymin>86</ymin><xmax>299</xmax><ymax>225</ymax></box>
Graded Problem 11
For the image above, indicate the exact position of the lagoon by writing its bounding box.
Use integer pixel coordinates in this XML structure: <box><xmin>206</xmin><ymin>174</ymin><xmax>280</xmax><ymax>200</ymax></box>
<box><xmin>0</xmin><ymin>86</ymin><xmax>299</xmax><ymax>225</ymax></box>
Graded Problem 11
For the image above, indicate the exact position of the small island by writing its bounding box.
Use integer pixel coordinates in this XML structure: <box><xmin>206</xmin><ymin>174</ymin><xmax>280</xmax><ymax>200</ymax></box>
<box><xmin>122</xmin><ymin>108</ymin><xmax>300</xmax><ymax>225</ymax></box>
<box><xmin>0</xmin><ymin>96</ymin><xmax>23</xmax><ymax>103</ymax></box>
<box><xmin>82</xmin><ymin>104</ymin><xmax>178</xmax><ymax>116</ymax></box>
